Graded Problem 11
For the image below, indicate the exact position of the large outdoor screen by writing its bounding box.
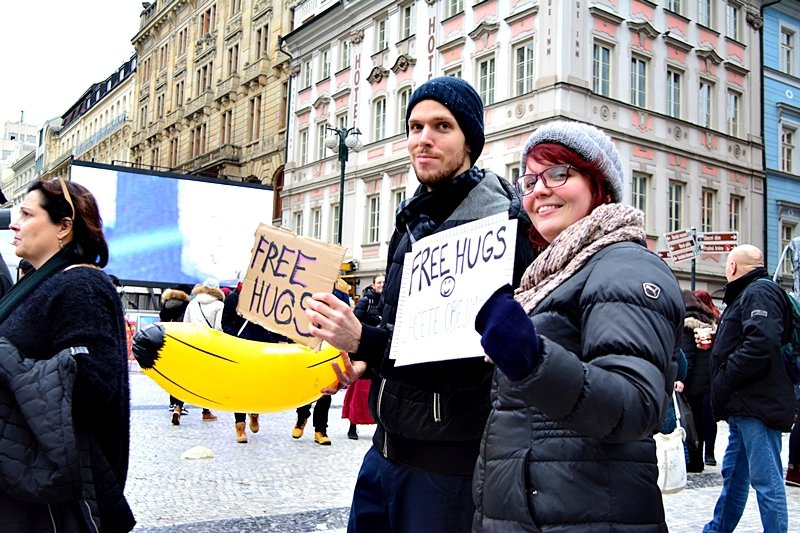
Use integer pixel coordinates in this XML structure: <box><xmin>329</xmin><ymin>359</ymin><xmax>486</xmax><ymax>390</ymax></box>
<box><xmin>70</xmin><ymin>160</ymin><xmax>274</xmax><ymax>287</ymax></box>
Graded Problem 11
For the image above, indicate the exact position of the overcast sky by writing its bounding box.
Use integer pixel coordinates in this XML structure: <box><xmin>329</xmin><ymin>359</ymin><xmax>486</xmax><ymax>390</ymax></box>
<box><xmin>0</xmin><ymin>1</ymin><xmax>145</xmax><ymax>128</ymax></box>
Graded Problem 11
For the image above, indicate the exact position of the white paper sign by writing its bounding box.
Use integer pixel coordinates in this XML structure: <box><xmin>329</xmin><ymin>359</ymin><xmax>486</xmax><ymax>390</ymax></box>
<box><xmin>390</xmin><ymin>214</ymin><xmax>518</xmax><ymax>366</ymax></box>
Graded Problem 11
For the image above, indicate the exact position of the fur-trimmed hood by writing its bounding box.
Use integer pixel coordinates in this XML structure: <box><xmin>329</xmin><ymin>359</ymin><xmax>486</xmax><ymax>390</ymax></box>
<box><xmin>161</xmin><ymin>288</ymin><xmax>190</xmax><ymax>305</ymax></box>
<box><xmin>191</xmin><ymin>284</ymin><xmax>225</xmax><ymax>302</ymax></box>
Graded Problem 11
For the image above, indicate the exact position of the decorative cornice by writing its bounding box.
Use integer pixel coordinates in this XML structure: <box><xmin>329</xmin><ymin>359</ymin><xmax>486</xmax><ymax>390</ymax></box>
<box><xmin>627</xmin><ymin>19</ymin><xmax>659</xmax><ymax>39</ymax></box>
<box><xmin>438</xmin><ymin>36</ymin><xmax>466</xmax><ymax>54</ymax></box>
<box><xmin>695</xmin><ymin>47</ymin><xmax>723</xmax><ymax>65</ymax></box>
<box><xmin>723</xmin><ymin>60</ymin><xmax>749</xmax><ymax>77</ymax></box>
<box><xmin>366</xmin><ymin>66</ymin><xmax>390</xmax><ymax>84</ymax></box>
<box><xmin>468</xmin><ymin>18</ymin><xmax>500</xmax><ymax>41</ymax></box>
<box><xmin>588</xmin><ymin>6</ymin><xmax>623</xmax><ymax>25</ymax></box>
<box><xmin>349</xmin><ymin>29</ymin><xmax>365</xmax><ymax>44</ymax></box>
<box><xmin>664</xmin><ymin>34</ymin><xmax>693</xmax><ymax>53</ymax></box>
<box><xmin>312</xmin><ymin>94</ymin><xmax>331</xmax><ymax>109</ymax></box>
<box><xmin>390</xmin><ymin>54</ymin><xmax>416</xmax><ymax>73</ymax></box>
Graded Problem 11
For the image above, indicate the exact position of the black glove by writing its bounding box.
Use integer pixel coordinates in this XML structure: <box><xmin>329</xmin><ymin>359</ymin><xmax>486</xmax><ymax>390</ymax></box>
<box><xmin>475</xmin><ymin>284</ymin><xmax>541</xmax><ymax>381</ymax></box>
<box><xmin>132</xmin><ymin>324</ymin><xmax>166</xmax><ymax>369</ymax></box>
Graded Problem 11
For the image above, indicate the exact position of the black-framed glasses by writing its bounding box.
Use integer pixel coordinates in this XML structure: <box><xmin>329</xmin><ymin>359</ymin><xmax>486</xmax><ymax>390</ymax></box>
<box><xmin>514</xmin><ymin>164</ymin><xmax>574</xmax><ymax>196</ymax></box>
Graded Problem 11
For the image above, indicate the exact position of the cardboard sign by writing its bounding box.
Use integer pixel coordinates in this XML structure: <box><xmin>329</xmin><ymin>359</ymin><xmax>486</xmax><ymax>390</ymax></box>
<box><xmin>238</xmin><ymin>224</ymin><xmax>346</xmax><ymax>349</ymax></box>
<box><xmin>390</xmin><ymin>214</ymin><xmax>517</xmax><ymax>366</ymax></box>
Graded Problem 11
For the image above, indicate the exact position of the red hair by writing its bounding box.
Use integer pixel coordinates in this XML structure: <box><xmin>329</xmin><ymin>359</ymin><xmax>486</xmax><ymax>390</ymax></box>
<box><xmin>524</xmin><ymin>143</ymin><xmax>611</xmax><ymax>249</ymax></box>
<box><xmin>694</xmin><ymin>289</ymin><xmax>721</xmax><ymax>321</ymax></box>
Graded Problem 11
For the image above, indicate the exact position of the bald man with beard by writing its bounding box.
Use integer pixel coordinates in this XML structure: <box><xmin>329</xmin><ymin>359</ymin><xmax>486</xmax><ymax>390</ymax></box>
<box><xmin>704</xmin><ymin>244</ymin><xmax>796</xmax><ymax>533</ymax></box>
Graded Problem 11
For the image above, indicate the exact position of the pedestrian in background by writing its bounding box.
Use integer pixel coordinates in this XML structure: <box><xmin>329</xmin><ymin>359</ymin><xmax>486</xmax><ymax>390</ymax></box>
<box><xmin>471</xmin><ymin>121</ymin><xmax>683</xmax><ymax>531</ymax></box>
<box><xmin>183</xmin><ymin>277</ymin><xmax>225</xmax><ymax>421</ymax></box>
<box><xmin>788</xmin><ymin>384</ymin><xmax>800</xmax><ymax>486</ymax></box>
<box><xmin>693</xmin><ymin>288</ymin><xmax>722</xmax><ymax>466</ymax></box>
<box><xmin>343</xmin><ymin>274</ymin><xmax>384</xmax><ymax>440</ymax></box>
<box><xmin>0</xmin><ymin>178</ymin><xmax>135</xmax><ymax>532</ymax></box>
<box><xmin>160</xmin><ymin>285</ymin><xmax>192</xmax><ymax>425</ymax></box>
<box><xmin>304</xmin><ymin>76</ymin><xmax>535</xmax><ymax>532</ymax></box>
<box><xmin>704</xmin><ymin>244</ymin><xmax>795</xmax><ymax>533</ymax></box>
<box><xmin>681</xmin><ymin>289</ymin><xmax>718</xmax><ymax>472</ymax></box>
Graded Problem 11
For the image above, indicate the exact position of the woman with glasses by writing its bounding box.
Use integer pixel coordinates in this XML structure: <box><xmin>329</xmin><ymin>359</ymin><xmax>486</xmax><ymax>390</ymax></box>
<box><xmin>472</xmin><ymin>122</ymin><xmax>683</xmax><ymax>531</ymax></box>
<box><xmin>0</xmin><ymin>178</ymin><xmax>135</xmax><ymax>532</ymax></box>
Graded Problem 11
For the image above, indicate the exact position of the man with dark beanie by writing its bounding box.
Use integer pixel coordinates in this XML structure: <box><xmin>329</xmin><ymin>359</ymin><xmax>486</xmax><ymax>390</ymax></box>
<box><xmin>303</xmin><ymin>76</ymin><xmax>535</xmax><ymax>532</ymax></box>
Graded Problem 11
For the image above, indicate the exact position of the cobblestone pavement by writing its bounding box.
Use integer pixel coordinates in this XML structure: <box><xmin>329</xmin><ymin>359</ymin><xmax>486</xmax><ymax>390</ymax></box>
<box><xmin>127</xmin><ymin>370</ymin><xmax>800</xmax><ymax>532</ymax></box>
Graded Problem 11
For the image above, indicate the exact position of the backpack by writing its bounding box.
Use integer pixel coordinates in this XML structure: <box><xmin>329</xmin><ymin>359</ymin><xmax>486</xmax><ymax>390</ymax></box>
<box><xmin>756</xmin><ymin>279</ymin><xmax>800</xmax><ymax>384</ymax></box>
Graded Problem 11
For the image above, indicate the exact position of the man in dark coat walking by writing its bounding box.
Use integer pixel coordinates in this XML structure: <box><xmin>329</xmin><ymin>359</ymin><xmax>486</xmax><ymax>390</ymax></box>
<box><xmin>704</xmin><ymin>244</ymin><xmax>796</xmax><ymax>533</ymax></box>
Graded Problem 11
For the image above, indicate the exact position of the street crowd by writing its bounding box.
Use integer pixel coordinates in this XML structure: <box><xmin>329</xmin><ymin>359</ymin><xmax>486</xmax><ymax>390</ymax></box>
<box><xmin>1</xmin><ymin>77</ymin><xmax>799</xmax><ymax>533</ymax></box>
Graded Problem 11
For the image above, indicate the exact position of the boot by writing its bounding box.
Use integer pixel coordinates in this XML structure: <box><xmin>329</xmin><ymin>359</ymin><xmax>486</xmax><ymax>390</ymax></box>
<box><xmin>235</xmin><ymin>422</ymin><xmax>248</xmax><ymax>443</ymax></box>
<box><xmin>292</xmin><ymin>417</ymin><xmax>308</xmax><ymax>439</ymax></box>
<box><xmin>202</xmin><ymin>409</ymin><xmax>218</xmax><ymax>421</ymax></box>
<box><xmin>347</xmin><ymin>423</ymin><xmax>358</xmax><ymax>440</ymax></box>
<box><xmin>314</xmin><ymin>431</ymin><xmax>332</xmax><ymax>445</ymax></box>
<box><xmin>171</xmin><ymin>405</ymin><xmax>181</xmax><ymax>426</ymax></box>
<box><xmin>249</xmin><ymin>414</ymin><xmax>260</xmax><ymax>433</ymax></box>
<box><xmin>787</xmin><ymin>464</ymin><xmax>800</xmax><ymax>487</ymax></box>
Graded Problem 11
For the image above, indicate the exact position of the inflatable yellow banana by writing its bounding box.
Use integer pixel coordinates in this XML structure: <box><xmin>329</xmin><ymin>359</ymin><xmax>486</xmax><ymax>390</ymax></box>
<box><xmin>132</xmin><ymin>322</ymin><xmax>344</xmax><ymax>413</ymax></box>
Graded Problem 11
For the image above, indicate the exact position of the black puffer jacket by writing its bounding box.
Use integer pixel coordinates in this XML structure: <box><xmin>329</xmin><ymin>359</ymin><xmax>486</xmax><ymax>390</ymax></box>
<box><xmin>354</xmin><ymin>286</ymin><xmax>382</xmax><ymax>327</ymax></box>
<box><xmin>709</xmin><ymin>267</ymin><xmax>795</xmax><ymax>431</ymax></box>
<box><xmin>355</xmin><ymin>168</ymin><xmax>535</xmax><ymax>475</ymax></box>
<box><xmin>473</xmin><ymin>242</ymin><xmax>683</xmax><ymax>532</ymax></box>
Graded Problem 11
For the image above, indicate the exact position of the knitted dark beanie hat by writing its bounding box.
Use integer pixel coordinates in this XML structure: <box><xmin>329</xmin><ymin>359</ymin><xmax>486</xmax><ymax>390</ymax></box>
<box><xmin>405</xmin><ymin>76</ymin><xmax>485</xmax><ymax>164</ymax></box>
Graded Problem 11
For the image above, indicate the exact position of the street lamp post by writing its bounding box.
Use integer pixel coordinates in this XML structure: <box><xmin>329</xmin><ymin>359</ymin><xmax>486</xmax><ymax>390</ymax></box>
<box><xmin>324</xmin><ymin>125</ymin><xmax>362</xmax><ymax>245</ymax></box>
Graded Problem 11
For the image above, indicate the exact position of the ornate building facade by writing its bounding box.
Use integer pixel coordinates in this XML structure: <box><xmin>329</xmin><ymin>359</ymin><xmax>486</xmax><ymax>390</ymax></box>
<box><xmin>281</xmin><ymin>0</ymin><xmax>766</xmax><ymax>297</ymax></box>
<box><xmin>130</xmin><ymin>0</ymin><xmax>290</xmax><ymax>217</ymax></box>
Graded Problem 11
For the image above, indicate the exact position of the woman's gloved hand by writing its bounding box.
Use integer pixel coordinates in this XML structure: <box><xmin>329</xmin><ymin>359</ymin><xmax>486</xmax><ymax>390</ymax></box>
<box><xmin>474</xmin><ymin>284</ymin><xmax>541</xmax><ymax>381</ymax></box>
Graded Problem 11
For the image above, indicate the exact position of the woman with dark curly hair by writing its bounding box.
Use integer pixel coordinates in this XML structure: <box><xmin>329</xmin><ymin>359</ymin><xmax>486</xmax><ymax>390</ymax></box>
<box><xmin>0</xmin><ymin>178</ymin><xmax>135</xmax><ymax>532</ymax></box>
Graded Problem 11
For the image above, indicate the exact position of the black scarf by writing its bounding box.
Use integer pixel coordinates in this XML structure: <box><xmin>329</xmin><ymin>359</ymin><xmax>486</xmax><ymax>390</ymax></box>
<box><xmin>0</xmin><ymin>248</ymin><xmax>76</xmax><ymax>325</ymax></box>
<box><xmin>396</xmin><ymin>166</ymin><xmax>484</xmax><ymax>243</ymax></box>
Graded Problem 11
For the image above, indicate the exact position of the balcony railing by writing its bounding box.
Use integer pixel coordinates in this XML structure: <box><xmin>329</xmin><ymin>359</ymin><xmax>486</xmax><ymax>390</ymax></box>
<box><xmin>242</xmin><ymin>57</ymin><xmax>272</xmax><ymax>86</ymax></box>
<box><xmin>185</xmin><ymin>90</ymin><xmax>214</xmax><ymax>118</ymax></box>
<box><xmin>216</xmin><ymin>74</ymin><xmax>240</xmax><ymax>101</ymax></box>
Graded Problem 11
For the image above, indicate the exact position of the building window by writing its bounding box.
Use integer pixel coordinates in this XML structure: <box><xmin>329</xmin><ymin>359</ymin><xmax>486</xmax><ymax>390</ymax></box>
<box><xmin>392</xmin><ymin>188</ymin><xmax>406</xmax><ymax>218</ymax></box>
<box><xmin>221</xmin><ymin>109</ymin><xmax>233</xmax><ymax>144</ymax></box>
<box><xmin>783</xmin><ymin>223</ymin><xmax>796</xmax><ymax>274</ymax></box>
<box><xmin>337</xmin><ymin>112</ymin><xmax>348</xmax><ymax>131</ymax></box>
<box><xmin>667</xmin><ymin>69</ymin><xmax>681</xmax><ymax>118</ymax></box>
<box><xmin>229</xmin><ymin>0</ymin><xmax>241</xmax><ymax>16</ymax></box>
<box><xmin>514</xmin><ymin>42</ymin><xmax>535</xmax><ymax>96</ymax></box>
<box><xmin>255</xmin><ymin>24</ymin><xmax>269</xmax><ymax>58</ymax></box>
<box><xmin>298</xmin><ymin>129</ymin><xmax>308</xmax><ymax>165</ymax></box>
<box><xmin>445</xmin><ymin>0</ymin><xmax>463</xmax><ymax>18</ymax></box>
<box><xmin>139</xmin><ymin>103</ymin><xmax>148</xmax><ymax>128</ymax></box>
<box><xmin>177</xmin><ymin>27</ymin><xmax>189</xmax><ymax>56</ymax></box>
<box><xmin>158</xmin><ymin>43</ymin><xmax>169</xmax><ymax>72</ymax></box>
<box><xmin>248</xmin><ymin>95</ymin><xmax>261</xmax><ymax>141</ymax></box>
<box><xmin>398</xmin><ymin>87</ymin><xmax>411</xmax><ymax>133</ymax></box>
<box><xmin>667</xmin><ymin>0</ymin><xmax>682</xmax><ymax>14</ymax></box>
<box><xmin>401</xmin><ymin>4</ymin><xmax>415</xmax><ymax>39</ymax></box>
<box><xmin>320</xmin><ymin>49</ymin><xmax>330</xmax><ymax>80</ymax></box>
<box><xmin>366</xmin><ymin>195</ymin><xmax>381</xmax><ymax>244</ymax></box>
<box><xmin>227</xmin><ymin>44</ymin><xmax>239</xmax><ymax>77</ymax></box>
<box><xmin>374</xmin><ymin>98</ymin><xmax>386</xmax><ymax>141</ymax></box>
<box><xmin>783</xmin><ymin>127</ymin><xmax>795</xmax><ymax>173</ymax></box>
<box><xmin>294</xmin><ymin>212</ymin><xmax>303</xmax><ymax>236</ymax></box>
<box><xmin>631</xmin><ymin>173</ymin><xmax>649</xmax><ymax>226</ymax></box>
<box><xmin>781</xmin><ymin>28</ymin><xmax>796</xmax><ymax>76</ymax></box>
<box><xmin>302</xmin><ymin>59</ymin><xmax>312</xmax><ymax>89</ymax></box>
<box><xmin>174</xmin><ymin>80</ymin><xmax>185</xmax><ymax>109</ymax></box>
<box><xmin>444</xmin><ymin>66</ymin><xmax>462</xmax><ymax>78</ymax></box>
<box><xmin>317</xmin><ymin>123</ymin><xmax>327</xmax><ymax>160</ymax></box>
<box><xmin>339</xmin><ymin>39</ymin><xmax>351</xmax><ymax>70</ymax></box>
<box><xmin>699</xmin><ymin>80</ymin><xmax>713</xmax><ymax>128</ymax></box>
<box><xmin>156</xmin><ymin>92</ymin><xmax>166</xmax><ymax>119</ymax></box>
<box><xmin>331</xmin><ymin>204</ymin><xmax>340</xmax><ymax>243</ymax></box>
<box><xmin>191</xmin><ymin>123</ymin><xmax>207</xmax><ymax>157</ymax></box>
<box><xmin>593</xmin><ymin>43</ymin><xmax>611</xmax><ymax>97</ymax></box>
<box><xmin>726</xmin><ymin>2</ymin><xmax>740</xmax><ymax>41</ymax></box>
<box><xmin>701</xmin><ymin>188</ymin><xmax>716</xmax><ymax>233</ymax></box>
<box><xmin>698</xmin><ymin>0</ymin><xmax>712</xmax><ymax>26</ymax></box>
<box><xmin>376</xmin><ymin>18</ymin><xmax>388</xmax><ymax>52</ymax></box>
<box><xmin>478</xmin><ymin>57</ymin><xmax>495</xmax><ymax>105</ymax></box>
<box><xmin>727</xmin><ymin>90</ymin><xmax>740</xmax><ymax>137</ymax></box>
<box><xmin>729</xmin><ymin>195</ymin><xmax>742</xmax><ymax>233</ymax></box>
<box><xmin>311</xmin><ymin>208</ymin><xmax>322</xmax><ymax>240</ymax></box>
<box><xmin>151</xmin><ymin>146</ymin><xmax>160</xmax><ymax>168</ymax></box>
<box><xmin>631</xmin><ymin>56</ymin><xmax>647</xmax><ymax>108</ymax></box>
<box><xmin>199</xmin><ymin>4</ymin><xmax>217</xmax><ymax>35</ymax></box>
<box><xmin>195</xmin><ymin>61</ymin><xmax>214</xmax><ymax>96</ymax></box>
<box><xmin>668</xmin><ymin>181</ymin><xmax>683</xmax><ymax>232</ymax></box>
<box><xmin>506</xmin><ymin>164</ymin><xmax>521</xmax><ymax>185</ymax></box>
<box><xmin>169</xmin><ymin>137</ymin><xmax>180</xmax><ymax>168</ymax></box>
